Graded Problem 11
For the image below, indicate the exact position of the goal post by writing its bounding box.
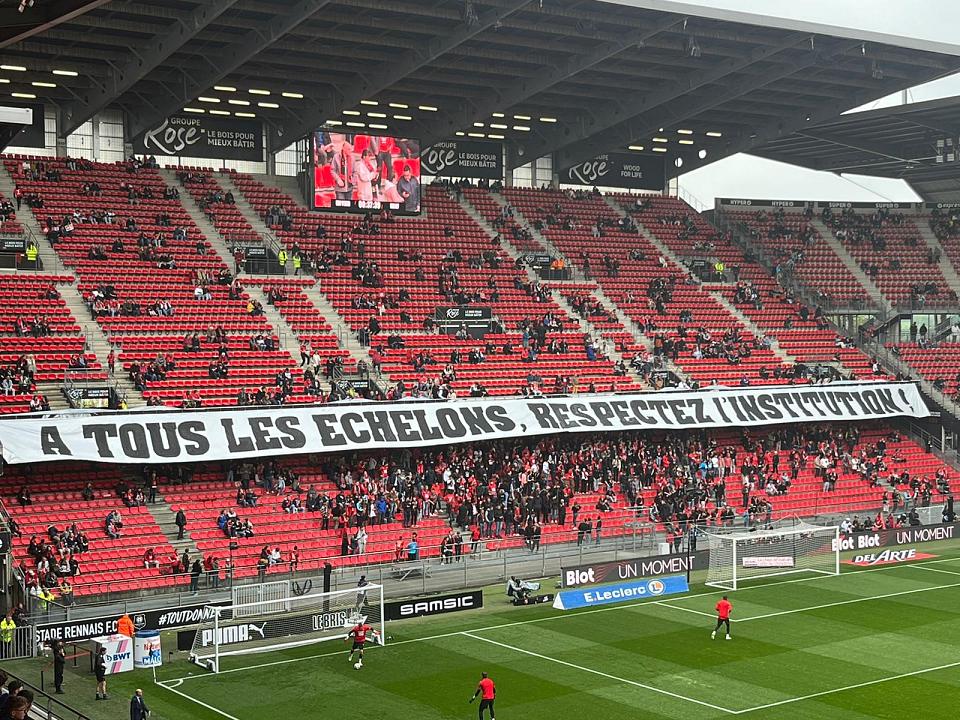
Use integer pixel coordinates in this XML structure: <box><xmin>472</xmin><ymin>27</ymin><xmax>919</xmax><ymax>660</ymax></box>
<box><xmin>189</xmin><ymin>583</ymin><xmax>385</xmax><ymax>673</ymax></box>
<box><xmin>705</xmin><ymin>522</ymin><xmax>840</xmax><ymax>591</ymax></box>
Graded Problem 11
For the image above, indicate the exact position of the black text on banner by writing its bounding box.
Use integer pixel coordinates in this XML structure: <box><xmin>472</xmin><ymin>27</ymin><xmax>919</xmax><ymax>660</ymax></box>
<box><xmin>0</xmin><ymin>382</ymin><xmax>929</xmax><ymax>466</ymax></box>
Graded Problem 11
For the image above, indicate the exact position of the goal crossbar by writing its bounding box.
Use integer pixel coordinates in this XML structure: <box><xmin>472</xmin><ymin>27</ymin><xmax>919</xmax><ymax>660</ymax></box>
<box><xmin>705</xmin><ymin>522</ymin><xmax>840</xmax><ymax>591</ymax></box>
<box><xmin>189</xmin><ymin>583</ymin><xmax>385</xmax><ymax>672</ymax></box>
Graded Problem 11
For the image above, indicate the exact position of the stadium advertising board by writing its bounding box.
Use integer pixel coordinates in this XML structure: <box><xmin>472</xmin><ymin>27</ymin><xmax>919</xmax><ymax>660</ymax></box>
<box><xmin>0</xmin><ymin>382</ymin><xmax>928</xmax><ymax>466</ymax></box>
<box><xmin>562</xmin><ymin>550</ymin><xmax>709</xmax><ymax>588</ymax></box>
<box><xmin>846</xmin><ymin>548</ymin><xmax>937</xmax><ymax>566</ymax></box>
<box><xmin>553</xmin><ymin>575</ymin><xmax>689</xmax><ymax>610</ymax></box>
<box><xmin>741</xmin><ymin>556</ymin><xmax>794</xmax><ymax>568</ymax></box>
<box><xmin>435</xmin><ymin>306</ymin><xmax>493</xmax><ymax>321</ymax></box>
<box><xmin>420</xmin><ymin>140</ymin><xmax>503</xmax><ymax>179</ymax></box>
<box><xmin>0</xmin><ymin>237</ymin><xmax>27</xmax><ymax>252</ymax></box>
<box><xmin>833</xmin><ymin>521</ymin><xmax>958</xmax><ymax>552</ymax></box>
<box><xmin>312</xmin><ymin>130</ymin><xmax>421</xmax><ymax>214</ymax></box>
<box><xmin>178</xmin><ymin>607</ymin><xmax>356</xmax><ymax>650</ymax></box>
<box><xmin>385</xmin><ymin>590</ymin><xmax>483</xmax><ymax>620</ymax></box>
<box><xmin>35</xmin><ymin>601</ymin><xmax>229</xmax><ymax>646</ymax></box>
<box><xmin>560</xmin><ymin>152</ymin><xmax>665</xmax><ymax>190</ymax></box>
<box><xmin>133</xmin><ymin>114</ymin><xmax>263</xmax><ymax>161</ymax></box>
<box><xmin>719</xmin><ymin>198</ymin><xmax>922</xmax><ymax>211</ymax></box>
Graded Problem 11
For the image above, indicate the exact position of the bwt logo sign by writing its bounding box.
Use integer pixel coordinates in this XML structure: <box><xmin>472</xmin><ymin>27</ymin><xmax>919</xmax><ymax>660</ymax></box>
<box><xmin>106</xmin><ymin>651</ymin><xmax>131</xmax><ymax>662</ymax></box>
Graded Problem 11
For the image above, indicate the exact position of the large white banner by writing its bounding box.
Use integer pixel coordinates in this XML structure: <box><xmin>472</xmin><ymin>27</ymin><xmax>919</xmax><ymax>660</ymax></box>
<box><xmin>0</xmin><ymin>382</ymin><xmax>928</xmax><ymax>466</ymax></box>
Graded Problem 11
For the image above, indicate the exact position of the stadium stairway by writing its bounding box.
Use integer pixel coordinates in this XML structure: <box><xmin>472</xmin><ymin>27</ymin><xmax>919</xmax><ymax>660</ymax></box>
<box><xmin>457</xmin><ymin>188</ymin><xmax>649</xmax><ymax>389</ymax></box>
<box><xmin>811</xmin><ymin>217</ymin><xmax>892</xmax><ymax>313</ymax></box>
<box><xmin>708</xmin><ymin>290</ymin><xmax>799</xmax><ymax>366</ymax></box>
<box><xmin>486</xmin><ymin>191</ymin><xmax>581</xmax><ymax>278</ymax></box>
<box><xmin>220</xmin><ymin>173</ymin><xmax>281</xmax><ymax>257</ymax></box>
<box><xmin>0</xmin><ymin>162</ymin><xmax>60</xmax><ymax>272</ymax></box>
<box><xmin>915</xmin><ymin>219</ymin><xmax>960</xmax><ymax>298</ymax></box>
<box><xmin>600</xmin><ymin>196</ymin><xmax>801</xmax><ymax>369</ymax></box>
<box><xmin>56</xmin><ymin>279</ymin><xmax>145</xmax><ymax>407</ymax></box>
<box><xmin>299</xmin><ymin>283</ymin><xmax>388</xmax><ymax>381</ymax></box>
<box><xmin>144</xmin><ymin>491</ymin><xmax>199</xmax><ymax>558</ymax></box>
<box><xmin>587</xmin><ymin>284</ymin><xmax>690</xmax><ymax>381</ymax></box>
<box><xmin>158</xmin><ymin>168</ymin><xmax>240</xmax><ymax>274</ymax></box>
<box><xmin>254</xmin><ymin>286</ymin><xmax>298</xmax><ymax>354</ymax></box>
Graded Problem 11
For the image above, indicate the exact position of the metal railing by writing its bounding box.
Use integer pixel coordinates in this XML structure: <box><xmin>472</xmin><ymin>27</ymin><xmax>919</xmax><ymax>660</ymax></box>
<box><xmin>3</xmin><ymin>668</ymin><xmax>92</xmax><ymax>720</ymax></box>
<box><xmin>36</xmin><ymin>495</ymin><xmax>913</xmax><ymax>614</ymax></box>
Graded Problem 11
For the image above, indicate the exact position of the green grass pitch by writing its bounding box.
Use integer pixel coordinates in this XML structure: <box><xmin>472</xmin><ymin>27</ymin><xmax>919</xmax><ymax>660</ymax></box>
<box><xmin>12</xmin><ymin>544</ymin><xmax>960</xmax><ymax>720</ymax></box>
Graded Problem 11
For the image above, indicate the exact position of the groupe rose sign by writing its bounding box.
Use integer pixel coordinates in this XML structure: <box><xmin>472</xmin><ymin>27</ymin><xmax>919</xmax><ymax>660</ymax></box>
<box><xmin>561</xmin><ymin>152</ymin><xmax>666</xmax><ymax>190</ymax></box>
<box><xmin>421</xmin><ymin>140</ymin><xmax>502</xmax><ymax>179</ymax></box>
<box><xmin>134</xmin><ymin>114</ymin><xmax>263</xmax><ymax>161</ymax></box>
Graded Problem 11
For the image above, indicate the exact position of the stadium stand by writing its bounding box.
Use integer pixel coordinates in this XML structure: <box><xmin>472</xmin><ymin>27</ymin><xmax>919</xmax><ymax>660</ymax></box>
<box><xmin>3</xmin><ymin>156</ymin><xmax>309</xmax><ymax>409</ymax></box>
<box><xmin>820</xmin><ymin>207</ymin><xmax>954</xmax><ymax>309</ymax></box>
<box><xmin>724</xmin><ymin>206</ymin><xmax>874</xmax><ymax>308</ymax></box>
<box><xmin>5</xmin><ymin>422</ymin><xmax>956</xmax><ymax>596</ymax></box>
<box><xmin>3</xmin><ymin>464</ymin><xmax>182</xmax><ymax>597</ymax></box>
<box><xmin>0</xmin><ymin>273</ymin><xmax>102</xmax><ymax>413</ymax></box>
<box><xmin>232</xmin><ymin>175</ymin><xmax>638</xmax><ymax>397</ymax></box>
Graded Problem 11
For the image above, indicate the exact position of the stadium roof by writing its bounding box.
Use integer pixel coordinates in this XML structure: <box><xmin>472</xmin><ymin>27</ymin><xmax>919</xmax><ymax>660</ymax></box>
<box><xmin>749</xmin><ymin>96</ymin><xmax>960</xmax><ymax>203</ymax></box>
<box><xmin>1</xmin><ymin>0</ymin><xmax>959</xmax><ymax>174</ymax></box>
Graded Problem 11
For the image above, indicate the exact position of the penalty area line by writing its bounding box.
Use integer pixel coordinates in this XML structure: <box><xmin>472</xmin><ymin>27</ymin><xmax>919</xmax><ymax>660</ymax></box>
<box><xmin>461</xmin><ymin>630</ymin><xmax>737</xmax><ymax>714</ymax></box>
<box><xmin>155</xmin><ymin>676</ymin><xmax>241</xmax><ymax>720</ymax></box>
<box><xmin>732</xmin><ymin>660</ymin><xmax>960</xmax><ymax>714</ymax></box>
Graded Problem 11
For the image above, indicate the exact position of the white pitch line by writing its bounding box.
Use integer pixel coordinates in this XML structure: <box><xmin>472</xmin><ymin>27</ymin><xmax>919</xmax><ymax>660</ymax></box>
<box><xmin>736</xmin><ymin>578</ymin><xmax>960</xmax><ymax>622</ymax></box>
<box><xmin>910</xmin><ymin>564</ymin><xmax>960</xmax><ymax>578</ymax></box>
<box><xmin>461</xmin><ymin>631</ymin><xmax>737</xmax><ymax>714</ymax></box>
<box><xmin>653</xmin><ymin>601</ymin><xmax>716</xmax><ymax>618</ymax></box>
<box><xmin>155</xmin><ymin>677</ymin><xmax>241</xmax><ymax>720</ymax></box>
<box><xmin>162</xmin><ymin>554</ymin><xmax>960</xmax><ymax>684</ymax></box>
<box><xmin>732</xmin><ymin>660</ymin><xmax>960</xmax><ymax>714</ymax></box>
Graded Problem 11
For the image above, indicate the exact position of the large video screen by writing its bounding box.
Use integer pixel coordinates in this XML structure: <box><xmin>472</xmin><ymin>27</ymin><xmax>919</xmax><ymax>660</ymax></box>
<box><xmin>312</xmin><ymin>130</ymin><xmax>421</xmax><ymax>214</ymax></box>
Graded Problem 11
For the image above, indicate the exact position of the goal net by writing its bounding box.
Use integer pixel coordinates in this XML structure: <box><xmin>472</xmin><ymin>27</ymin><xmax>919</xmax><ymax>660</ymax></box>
<box><xmin>190</xmin><ymin>583</ymin><xmax>385</xmax><ymax>673</ymax></box>
<box><xmin>705</xmin><ymin>521</ymin><xmax>839</xmax><ymax>591</ymax></box>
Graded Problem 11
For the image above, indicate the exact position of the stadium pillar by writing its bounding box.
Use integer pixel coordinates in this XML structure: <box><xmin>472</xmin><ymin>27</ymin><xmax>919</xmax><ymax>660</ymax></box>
<box><xmin>265</xmin><ymin>151</ymin><xmax>276</xmax><ymax>176</ymax></box>
<box><xmin>323</xmin><ymin>562</ymin><xmax>332</xmax><ymax>613</ymax></box>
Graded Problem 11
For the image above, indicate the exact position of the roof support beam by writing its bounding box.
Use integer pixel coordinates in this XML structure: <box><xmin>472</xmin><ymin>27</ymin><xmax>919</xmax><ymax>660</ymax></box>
<box><xmin>669</xmin><ymin>66</ymin><xmax>960</xmax><ymax>181</ymax></box>
<box><xmin>796</xmin><ymin>130</ymin><xmax>931</xmax><ymax>166</ymax></box>
<box><xmin>547</xmin><ymin>37</ymin><xmax>865</xmax><ymax>172</ymax></box>
<box><xmin>60</xmin><ymin>0</ymin><xmax>241</xmax><ymax>136</ymax></box>
<box><xmin>265</xmin><ymin>0</ymin><xmax>532</xmax><ymax>152</ymax></box>
<box><xmin>508</xmin><ymin>32</ymin><xmax>812</xmax><ymax>169</ymax></box>
<box><xmin>0</xmin><ymin>0</ymin><xmax>109</xmax><ymax>49</ymax></box>
<box><xmin>126</xmin><ymin>0</ymin><xmax>334</xmax><ymax>140</ymax></box>
<box><xmin>414</xmin><ymin>14</ymin><xmax>683</xmax><ymax>147</ymax></box>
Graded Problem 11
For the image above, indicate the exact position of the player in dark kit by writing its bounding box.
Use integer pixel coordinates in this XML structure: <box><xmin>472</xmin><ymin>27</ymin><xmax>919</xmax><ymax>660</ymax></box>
<box><xmin>469</xmin><ymin>671</ymin><xmax>496</xmax><ymax>720</ymax></box>
<box><xmin>712</xmin><ymin>595</ymin><xmax>732</xmax><ymax>640</ymax></box>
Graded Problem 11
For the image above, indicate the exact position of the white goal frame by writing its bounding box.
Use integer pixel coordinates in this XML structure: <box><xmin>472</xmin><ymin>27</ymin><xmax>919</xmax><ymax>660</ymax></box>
<box><xmin>705</xmin><ymin>522</ymin><xmax>840</xmax><ymax>591</ymax></box>
<box><xmin>190</xmin><ymin>583</ymin><xmax>385</xmax><ymax>673</ymax></box>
